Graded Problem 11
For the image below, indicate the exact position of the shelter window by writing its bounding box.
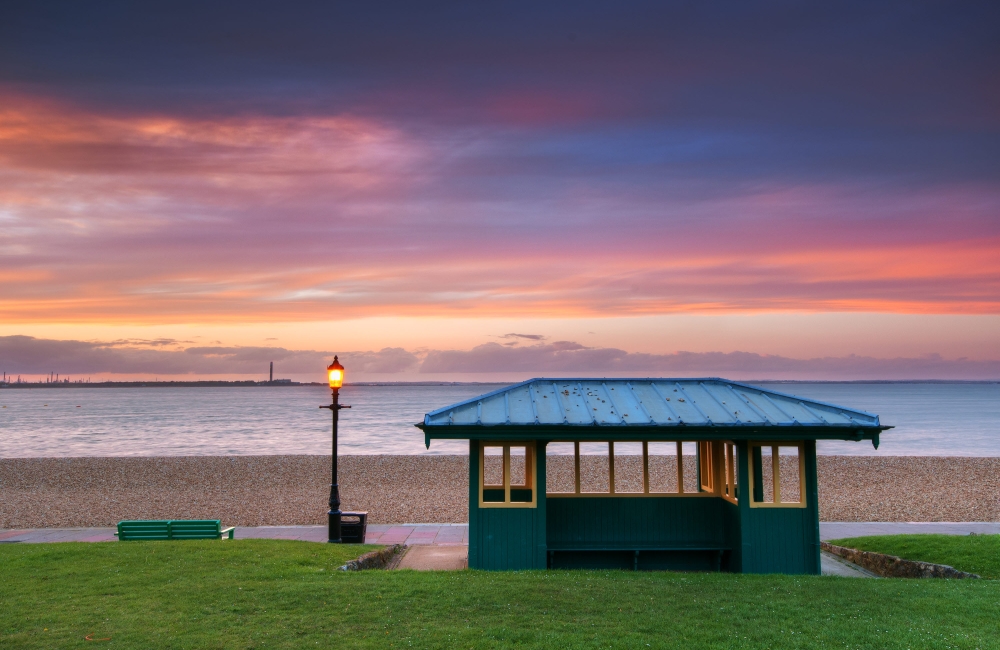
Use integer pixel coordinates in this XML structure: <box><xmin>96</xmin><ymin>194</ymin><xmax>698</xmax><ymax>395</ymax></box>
<box><xmin>749</xmin><ymin>443</ymin><xmax>805</xmax><ymax>508</ymax></box>
<box><xmin>646</xmin><ymin>442</ymin><xmax>698</xmax><ymax>494</ymax></box>
<box><xmin>479</xmin><ymin>442</ymin><xmax>536</xmax><ymax>508</ymax></box>
<box><xmin>580</xmin><ymin>442</ymin><xmax>611</xmax><ymax>493</ymax></box>
<box><xmin>545</xmin><ymin>442</ymin><xmax>577</xmax><ymax>493</ymax></box>
<box><xmin>613</xmin><ymin>441</ymin><xmax>644</xmax><ymax>493</ymax></box>
<box><xmin>546</xmin><ymin>441</ymin><xmax>707</xmax><ymax>497</ymax></box>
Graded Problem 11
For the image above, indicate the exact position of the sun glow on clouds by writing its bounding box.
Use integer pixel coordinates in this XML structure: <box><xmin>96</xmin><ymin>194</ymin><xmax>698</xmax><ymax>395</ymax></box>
<box><xmin>1</xmin><ymin>93</ymin><xmax>999</xmax><ymax>331</ymax></box>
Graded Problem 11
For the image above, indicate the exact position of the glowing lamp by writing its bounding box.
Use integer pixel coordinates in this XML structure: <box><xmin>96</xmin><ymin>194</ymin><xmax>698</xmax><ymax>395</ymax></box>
<box><xmin>327</xmin><ymin>356</ymin><xmax>345</xmax><ymax>389</ymax></box>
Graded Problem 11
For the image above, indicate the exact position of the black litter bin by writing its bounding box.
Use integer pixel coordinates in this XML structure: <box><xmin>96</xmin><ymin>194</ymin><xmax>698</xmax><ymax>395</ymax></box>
<box><xmin>340</xmin><ymin>511</ymin><xmax>368</xmax><ymax>544</ymax></box>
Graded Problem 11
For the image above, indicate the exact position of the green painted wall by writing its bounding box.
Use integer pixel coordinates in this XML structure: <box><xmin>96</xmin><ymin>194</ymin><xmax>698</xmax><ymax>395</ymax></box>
<box><xmin>468</xmin><ymin>439</ymin><xmax>822</xmax><ymax>574</ymax></box>
<box><xmin>467</xmin><ymin>440</ymin><xmax>547</xmax><ymax>570</ymax></box>
<box><xmin>735</xmin><ymin>441</ymin><xmax>821</xmax><ymax>575</ymax></box>
<box><xmin>546</xmin><ymin>497</ymin><xmax>726</xmax><ymax>550</ymax></box>
<box><xmin>721</xmin><ymin>500</ymin><xmax>741</xmax><ymax>572</ymax></box>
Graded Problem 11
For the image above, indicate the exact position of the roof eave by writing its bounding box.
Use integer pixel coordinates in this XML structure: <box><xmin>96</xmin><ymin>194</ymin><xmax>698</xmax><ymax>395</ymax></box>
<box><xmin>417</xmin><ymin>422</ymin><xmax>890</xmax><ymax>442</ymax></box>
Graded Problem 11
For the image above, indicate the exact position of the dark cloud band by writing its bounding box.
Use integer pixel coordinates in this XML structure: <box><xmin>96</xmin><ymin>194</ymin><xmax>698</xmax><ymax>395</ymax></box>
<box><xmin>2</xmin><ymin>336</ymin><xmax>996</xmax><ymax>380</ymax></box>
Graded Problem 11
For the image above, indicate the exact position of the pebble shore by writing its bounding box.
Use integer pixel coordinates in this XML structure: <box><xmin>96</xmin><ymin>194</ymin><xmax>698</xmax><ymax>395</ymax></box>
<box><xmin>2</xmin><ymin>455</ymin><xmax>998</xmax><ymax>528</ymax></box>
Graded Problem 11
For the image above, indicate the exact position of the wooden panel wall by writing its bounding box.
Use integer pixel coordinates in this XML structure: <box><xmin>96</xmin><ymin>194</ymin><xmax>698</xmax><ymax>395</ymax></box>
<box><xmin>735</xmin><ymin>441</ymin><xmax>822</xmax><ymax>575</ymax></box>
<box><xmin>468</xmin><ymin>439</ymin><xmax>548</xmax><ymax>570</ymax></box>
<box><xmin>469</xmin><ymin>438</ymin><xmax>821</xmax><ymax>574</ymax></box>
<box><xmin>546</xmin><ymin>497</ymin><xmax>726</xmax><ymax>550</ymax></box>
<box><xmin>721</xmin><ymin>500</ymin><xmax>742</xmax><ymax>572</ymax></box>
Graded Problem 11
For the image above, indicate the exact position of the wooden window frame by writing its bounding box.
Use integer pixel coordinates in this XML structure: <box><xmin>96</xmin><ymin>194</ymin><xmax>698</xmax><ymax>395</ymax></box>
<box><xmin>747</xmin><ymin>442</ymin><xmax>807</xmax><ymax>509</ymax></box>
<box><xmin>698</xmin><ymin>441</ymin><xmax>715</xmax><ymax>492</ymax></box>
<box><xmin>545</xmin><ymin>440</ymin><xmax>715</xmax><ymax>498</ymax></box>
<box><xmin>478</xmin><ymin>441</ymin><xmax>537</xmax><ymax>508</ymax></box>
<box><xmin>720</xmin><ymin>441</ymin><xmax>738</xmax><ymax>504</ymax></box>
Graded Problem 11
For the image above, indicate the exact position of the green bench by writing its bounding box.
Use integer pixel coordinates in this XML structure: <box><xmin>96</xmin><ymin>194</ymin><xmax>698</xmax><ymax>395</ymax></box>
<box><xmin>115</xmin><ymin>520</ymin><xmax>235</xmax><ymax>541</ymax></box>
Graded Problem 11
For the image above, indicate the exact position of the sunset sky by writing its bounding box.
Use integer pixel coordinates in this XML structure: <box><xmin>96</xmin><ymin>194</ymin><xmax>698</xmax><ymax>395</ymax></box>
<box><xmin>1</xmin><ymin>2</ymin><xmax>998</xmax><ymax>381</ymax></box>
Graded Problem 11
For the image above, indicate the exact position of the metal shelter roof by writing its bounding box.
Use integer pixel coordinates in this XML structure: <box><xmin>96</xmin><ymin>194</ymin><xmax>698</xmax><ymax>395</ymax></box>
<box><xmin>418</xmin><ymin>378</ymin><xmax>890</xmax><ymax>444</ymax></box>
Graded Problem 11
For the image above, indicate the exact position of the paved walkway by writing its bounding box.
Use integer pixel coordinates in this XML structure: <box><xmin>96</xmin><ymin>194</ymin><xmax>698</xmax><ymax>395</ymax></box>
<box><xmin>396</xmin><ymin>545</ymin><xmax>469</xmax><ymax>570</ymax></box>
<box><xmin>0</xmin><ymin>524</ymin><xmax>470</xmax><ymax>545</ymax></box>
<box><xmin>4</xmin><ymin>522</ymin><xmax>995</xmax><ymax>545</ymax></box>
<box><xmin>820</xmin><ymin>552</ymin><xmax>879</xmax><ymax>578</ymax></box>
<box><xmin>819</xmin><ymin>522</ymin><xmax>1000</xmax><ymax>540</ymax></box>
<box><xmin>6</xmin><ymin>522</ymin><xmax>997</xmax><ymax>575</ymax></box>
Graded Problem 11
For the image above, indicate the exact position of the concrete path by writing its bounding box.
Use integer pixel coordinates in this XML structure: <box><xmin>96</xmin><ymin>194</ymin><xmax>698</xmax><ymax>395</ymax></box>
<box><xmin>4</xmin><ymin>522</ymin><xmax>996</xmax><ymax>545</ymax></box>
<box><xmin>820</xmin><ymin>551</ymin><xmax>879</xmax><ymax>578</ymax></box>
<box><xmin>0</xmin><ymin>527</ymin><xmax>116</xmax><ymax>543</ymax></box>
<box><xmin>0</xmin><ymin>523</ymin><xmax>471</xmax><ymax>545</ymax></box>
<box><xmin>395</xmin><ymin>545</ymin><xmax>468</xmax><ymax>570</ymax></box>
<box><xmin>3</xmin><ymin>522</ymin><xmax>995</xmax><ymax>576</ymax></box>
<box><xmin>232</xmin><ymin>524</ymin><xmax>466</xmax><ymax>545</ymax></box>
<box><xmin>819</xmin><ymin>522</ymin><xmax>1000</xmax><ymax>540</ymax></box>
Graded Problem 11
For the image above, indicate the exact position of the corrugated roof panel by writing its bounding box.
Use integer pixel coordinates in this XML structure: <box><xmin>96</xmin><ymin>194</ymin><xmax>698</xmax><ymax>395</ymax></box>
<box><xmin>532</xmin><ymin>382</ymin><xmax>563</xmax><ymax>423</ymax></box>
<box><xmin>583</xmin><ymin>382</ymin><xmax>623</xmax><ymax>424</ymax></box>
<box><xmin>705</xmin><ymin>382</ymin><xmax>758</xmax><ymax>424</ymax></box>
<box><xmin>734</xmin><ymin>387</ymin><xmax>796</xmax><ymax>424</ymax></box>
<box><xmin>451</xmin><ymin>401</ymin><xmax>479</xmax><ymax>425</ymax></box>
<box><xmin>421</xmin><ymin>377</ymin><xmax>883</xmax><ymax>430</ymax></box>
<box><xmin>686</xmin><ymin>383</ymin><xmax>736</xmax><ymax>424</ymax></box>
<box><xmin>720</xmin><ymin>384</ymin><xmax>774</xmax><ymax>423</ymax></box>
<box><xmin>659</xmin><ymin>382</ymin><xmax>709</xmax><ymax>424</ymax></box>
<box><xmin>480</xmin><ymin>395</ymin><xmax>506</xmax><ymax>424</ymax></box>
<box><xmin>605</xmin><ymin>383</ymin><xmax>644</xmax><ymax>424</ymax></box>
<box><xmin>776</xmin><ymin>399</ymin><xmax>826</xmax><ymax>425</ymax></box>
<box><xmin>507</xmin><ymin>385</ymin><xmax>534</xmax><ymax>424</ymax></box>
<box><xmin>554</xmin><ymin>381</ymin><xmax>593</xmax><ymax>424</ymax></box>
<box><xmin>628</xmin><ymin>382</ymin><xmax>668</xmax><ymax>422</ymax></box>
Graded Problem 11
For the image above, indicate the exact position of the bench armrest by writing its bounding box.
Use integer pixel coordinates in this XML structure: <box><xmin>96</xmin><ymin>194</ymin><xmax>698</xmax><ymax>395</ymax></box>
<box><xmin>220</xmin><ymin>526</ymin><xmax>235</xmax><ymax>540</ymax></box>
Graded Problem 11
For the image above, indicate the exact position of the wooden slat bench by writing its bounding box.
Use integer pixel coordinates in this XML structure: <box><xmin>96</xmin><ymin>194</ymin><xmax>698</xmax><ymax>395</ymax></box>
<box><xmin>115</xmin><ymin>520</ymin><xmax>235</xmax><ymax>541</ymax></box>
<box><xmin>546</xmin><ymin>544</ymin><xmax>729</xmax><ymax>571</ymax></box>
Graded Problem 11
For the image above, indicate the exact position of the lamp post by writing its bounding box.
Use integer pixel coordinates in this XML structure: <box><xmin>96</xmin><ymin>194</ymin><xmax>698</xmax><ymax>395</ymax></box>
<box><xmin>320</xmin><ymin>356</ymin><xmax>350</xmax><ymax>543</ymax></box>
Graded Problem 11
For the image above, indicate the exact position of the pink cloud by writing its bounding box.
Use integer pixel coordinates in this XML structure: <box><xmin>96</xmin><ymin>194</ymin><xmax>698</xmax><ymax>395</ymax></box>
<box><xmin>1</xmin><ymin>94</ymin><xmax>999</xmax><ymax>325</ymax></box>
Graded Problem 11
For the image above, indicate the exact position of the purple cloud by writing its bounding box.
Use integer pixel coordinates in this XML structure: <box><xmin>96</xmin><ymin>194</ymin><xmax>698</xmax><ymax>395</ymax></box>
<box><xmin>2</xmin><ymin>336</ymin><xmax>998</xmax><ymax>380</ymax></box>
<box><xmin>0</xmin><ymin>336</ymin><xmax>417</xmax><ymax>377</ymax></box>
<box><xmin>418</xmin><ymin>341</ymin><xmax>1000</xmax><ymax>380</ymax></box>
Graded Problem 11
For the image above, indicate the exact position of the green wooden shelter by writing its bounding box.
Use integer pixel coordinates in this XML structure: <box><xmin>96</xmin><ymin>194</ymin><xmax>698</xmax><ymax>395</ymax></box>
<box><xmin>416</xmin><ymin>378</ymin><xmax>891</xmax><ymax>574</ymax></box>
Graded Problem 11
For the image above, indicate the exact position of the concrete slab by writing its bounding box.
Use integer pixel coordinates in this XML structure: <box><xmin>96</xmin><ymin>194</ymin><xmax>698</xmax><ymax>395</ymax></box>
<box><xmin>235</xmin><ymin>525</ymin><xmax>327</xmax><ymax>542</ymax></box>
<box><xmin>821</xmin><ymin>551</ymin><xmax>878</xmax><ymax>578</ymax></box>
<box><xmin>395</xmin><ymin>545</ymin><xmax>468</xmax><ymax>571</ymax></box>
<box><xmin>820</xmin><ymin>522</ymin><xmax>1000</xmax><ymax>540</ymax></box>
<box><xmin>4</xmin><ymin>522</ymin><xmax>996</xmax><ymax>548</ymax></box>
<box><xmin>0</xmin><ymin>527</ymin><xmax>117</xmax><ymax>543</ymax></box>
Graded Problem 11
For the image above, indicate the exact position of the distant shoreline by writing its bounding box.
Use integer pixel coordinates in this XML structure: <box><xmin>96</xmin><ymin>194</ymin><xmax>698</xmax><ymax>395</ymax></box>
<box><xmin>1</xmin><ymin>379</ymin><xmax>997</xmax><ymax>389</ymax></box>
<box><xmin>0</xmin><ymin>380</ymin><xmax>507</xmax><ymax>389</ymax></box>
<box><xmin>0</xmin><ymin>381</ymin><xmax>312</xmax><ymax>389</ymax></box>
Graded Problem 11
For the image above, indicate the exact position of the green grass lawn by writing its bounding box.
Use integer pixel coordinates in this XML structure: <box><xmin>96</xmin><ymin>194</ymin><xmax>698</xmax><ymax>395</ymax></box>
<box><xmin>829</xmin><ymin>534</ymin><xmax>1000</xmax><ymax>579</ymax></box>
<box><xmin>3</xmin><ymin>540</ymin><xmax>999</xmax><ymax>649</ymax></box>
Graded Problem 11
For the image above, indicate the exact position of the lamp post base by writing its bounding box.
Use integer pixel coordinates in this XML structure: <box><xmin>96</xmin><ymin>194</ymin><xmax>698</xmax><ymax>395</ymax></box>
<box><xmin>328</xmin><ymin>509</ymin><xmax>342</xmax><ymax>543</ymax></box>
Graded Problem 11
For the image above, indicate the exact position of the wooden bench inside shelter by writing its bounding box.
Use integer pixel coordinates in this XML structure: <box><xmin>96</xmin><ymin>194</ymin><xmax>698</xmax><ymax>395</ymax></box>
<box><xmin>116</xmin><ymin>519</ymin><xmax>235</xmax><ymax>541</ymax></box>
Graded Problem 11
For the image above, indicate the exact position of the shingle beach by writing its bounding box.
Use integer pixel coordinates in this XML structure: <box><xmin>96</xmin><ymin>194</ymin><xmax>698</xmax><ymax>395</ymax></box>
<box><xmin>2</xmin><ymin>455</ymin><xmax>998</xmax><ymax>528</ymax></box>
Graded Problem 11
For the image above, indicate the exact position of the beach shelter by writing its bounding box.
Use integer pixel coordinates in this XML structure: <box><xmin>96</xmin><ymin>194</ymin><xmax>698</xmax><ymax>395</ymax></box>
<box><xmin>416</xmin><ymin>378</ymin><xmax>891</xmax><ymax>574</ymax></box>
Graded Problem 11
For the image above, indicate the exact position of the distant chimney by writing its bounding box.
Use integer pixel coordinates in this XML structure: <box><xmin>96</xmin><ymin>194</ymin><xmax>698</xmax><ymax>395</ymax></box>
<box><xmin>269</xmin><ymin>361</ymin><xmax>273</xmax><ymax>382</ymax></box>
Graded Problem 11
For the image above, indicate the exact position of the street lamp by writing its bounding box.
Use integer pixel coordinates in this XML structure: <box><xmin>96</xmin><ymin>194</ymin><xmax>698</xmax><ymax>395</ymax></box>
<box><xmin>320</xmin><ymin>356</ymin><xmax>350</xmax><ymax>543</ymax></box>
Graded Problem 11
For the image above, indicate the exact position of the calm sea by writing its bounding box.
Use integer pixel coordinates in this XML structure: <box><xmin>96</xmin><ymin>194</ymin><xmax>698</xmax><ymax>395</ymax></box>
<box><xmin>1</xmin><ymin>383</ymin><xmax>997</xmax><ymax>457</ymax></box>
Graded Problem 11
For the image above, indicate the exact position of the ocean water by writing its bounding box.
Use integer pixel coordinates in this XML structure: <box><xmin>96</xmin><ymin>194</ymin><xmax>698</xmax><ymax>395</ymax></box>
<box><xmin>0</xmin><ymin>382</ymin><xmax>997</xmax><ymax>457</ymax></box>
